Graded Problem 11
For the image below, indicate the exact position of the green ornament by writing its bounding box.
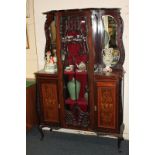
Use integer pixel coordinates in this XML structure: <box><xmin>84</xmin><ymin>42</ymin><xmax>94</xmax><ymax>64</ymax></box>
<box><xmin>67</xmin><ymin>78</ymin><xmax>80</xmax><ymax>100</ymax></box>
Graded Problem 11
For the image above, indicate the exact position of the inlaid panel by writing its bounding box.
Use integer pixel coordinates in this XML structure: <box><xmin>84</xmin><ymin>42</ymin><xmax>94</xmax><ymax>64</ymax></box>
<box><xmin>97</xmin><ymin>81</ymin><xmax>116</xmax><ymax>129</ymax></box>
<box><xmin>41</xmin><ymin>82</ymin><xmax>59</xmax><ymax>123</ymax></box>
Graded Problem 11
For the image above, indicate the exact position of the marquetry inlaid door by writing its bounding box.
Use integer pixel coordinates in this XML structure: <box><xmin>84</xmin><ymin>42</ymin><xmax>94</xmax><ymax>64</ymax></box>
<box><xmin>40</xmin><ymin>81</ymin><xmax>59</xmax><ymax>124</ymax></box>
<box><xmin>96</xmin><ymin>80</ymin><xmax>118</xmax><ymax>132</ymax></box>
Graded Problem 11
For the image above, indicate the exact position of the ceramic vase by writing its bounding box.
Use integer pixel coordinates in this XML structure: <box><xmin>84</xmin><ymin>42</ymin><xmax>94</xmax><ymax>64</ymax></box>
<box><xmin>44</xmin><ymin>63</ymin><xmax>56</xmax><ymax>73</ymax></box>
<box><xmin>67</xmin><ymin>78</ymin><xmax>80</xmax><ymax>100</ymax></box>
<box><xmin>84</xmin><ymin>91</ymin><xmax>88</xmax><ymax>103</ymax></box>
<box><xmin>103</xmin><ymin>48</ymin><xmax>113</xmax><ymax>67</ymax></box>
<box><xmin>102</xmin><ymin>48</ymin><xmax>113</xmax><ymax>72</ymax></box>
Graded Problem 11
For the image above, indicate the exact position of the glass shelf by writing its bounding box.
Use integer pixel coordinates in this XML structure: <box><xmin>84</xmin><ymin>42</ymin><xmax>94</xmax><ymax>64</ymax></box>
<box><xmin>64</xmin><ymin>70</ymin><xmax>87</xmax><ymax>75</ymax></box>
<box><xmin>62</xmin><ymin>36</ymin><xmax>87</xmax><ymax>43</ymax></box>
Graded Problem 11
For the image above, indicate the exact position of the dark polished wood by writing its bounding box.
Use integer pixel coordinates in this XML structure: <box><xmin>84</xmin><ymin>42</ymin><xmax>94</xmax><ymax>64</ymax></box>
<box><xmin>94</xmin><ymin>72</ymin><xmax>120</xmax><ymax>133</ymax></box>
<box><xmin>86</xmin><ymin>10</ymin><xmax>95</xmax><ymax>130</ymax></box>
<box><xmin>56</xmin><ymin>12</ymin><xmax>66</xmax><ymax>128</ymax></box>
<box><xmin>35</xmin><ymin>71</ymin><xmax>60</xmax><ymax>127</ymax></box>
<box><xmin>44</xmin><ymin>13</ymin><xmax>54</xmax><ymax>53</ymax></box>
<box><xmin>94</xmin><ymin>71</ymin><xmax>123</xmax><ymax>132</ymax></box>
<box><xmin>36</xmin><ymin>8</ymin><xmax>125</xmax><ymax>145</ymax></box>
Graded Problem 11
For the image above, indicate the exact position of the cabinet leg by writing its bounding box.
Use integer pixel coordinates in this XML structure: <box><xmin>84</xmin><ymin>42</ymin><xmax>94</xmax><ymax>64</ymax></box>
<box><xmin>38</xmin><ymin>126</ymin><xmax>44</xmax><ymax>140</ymax></box>
<box><xmin>38</xmin><ymin>125</ymin><xmax>53</xmax><ymax>140</ymax></box>
<box><xmin>118</xmin><ymin>123</ymin><xmax>125</xmax><ymax>152</ymax></box>
<box><xmin>118</xmin><ymin>136</ymin><xmax>124</xmax><ymax>152</ymax></box>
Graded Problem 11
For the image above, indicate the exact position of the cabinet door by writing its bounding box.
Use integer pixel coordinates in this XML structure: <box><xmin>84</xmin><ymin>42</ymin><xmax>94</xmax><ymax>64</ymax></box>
<box><xmin>59</xmin><ymin>12</ymin><xmax>91</xmax><ymax>128</ymax></box>
<box><xmin>40</xmin><ymin>81</ymin><xmax>59</xmax><ymax>124</ymax></box>
<box><xmin>96</xmin><ymin>81</ymin><xmax>118</xmax><ymax>131</ymax></box>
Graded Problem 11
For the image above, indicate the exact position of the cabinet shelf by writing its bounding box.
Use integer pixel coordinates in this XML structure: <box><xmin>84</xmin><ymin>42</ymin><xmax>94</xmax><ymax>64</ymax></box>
<box><xmin>64</xmin><ymin>70</ymin><xmax>87</xmax><ymax>75</ymax></box>
<box><xmin>62</xmin><ymin>36</ymin><xmax>86</xmax><ymax>43</ymax></box>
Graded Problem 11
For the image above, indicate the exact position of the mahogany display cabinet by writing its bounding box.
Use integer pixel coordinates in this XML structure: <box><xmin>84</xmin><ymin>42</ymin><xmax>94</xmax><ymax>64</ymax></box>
<box><xmin>35</xmin><ymin>8</ymin><xmax>125</xmax><ymax>149</ymax></box>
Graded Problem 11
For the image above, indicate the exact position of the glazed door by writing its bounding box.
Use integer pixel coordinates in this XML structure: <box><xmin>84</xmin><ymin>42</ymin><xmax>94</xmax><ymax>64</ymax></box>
<box><xmin>59</xmin><ymin>11</ymin><xmax>92</xmax><ymax>128</ymax></box>
<box><xmin>96</xmin><ymin>80</ymin><xmax>119</xmax><ymax>132</ymax></box>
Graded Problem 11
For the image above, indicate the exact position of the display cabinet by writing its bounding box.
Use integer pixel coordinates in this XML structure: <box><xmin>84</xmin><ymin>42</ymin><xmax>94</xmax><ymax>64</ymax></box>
<box><xmin>59</xmin><ymin>11</ymin><xmax>94</xmax><ymax>129</ymax></box>
<box><xmin>35</xmin><ymin>8</ymin><xmax>125</xmax><ymax>148</ymax></box>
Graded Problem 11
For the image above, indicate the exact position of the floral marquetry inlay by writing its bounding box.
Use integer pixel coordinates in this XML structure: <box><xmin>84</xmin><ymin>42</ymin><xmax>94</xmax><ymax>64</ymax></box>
<box><xmin>41</xmin><ymin>82</ymin><xmax>59</xmax><ymax>122</ymax></box>
<box><xmin>97</xmin><ymin>82</ymin><xmax>116</xmax><ymax>129</ymax></box>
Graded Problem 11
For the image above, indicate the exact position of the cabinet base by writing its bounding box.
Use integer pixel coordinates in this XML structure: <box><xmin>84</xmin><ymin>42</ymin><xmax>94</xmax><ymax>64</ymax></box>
<box><xmin>118</xmin><ymin>137</ymin><xmax>124</xmax><ymax>152</ymax></box>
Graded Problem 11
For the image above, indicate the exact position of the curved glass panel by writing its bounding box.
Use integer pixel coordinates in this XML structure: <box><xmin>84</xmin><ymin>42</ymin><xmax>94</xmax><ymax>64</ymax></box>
<box><xmin>102</xmin><ymin>15</ymin><xmax>120</xmax><ymax>67</ymax></box>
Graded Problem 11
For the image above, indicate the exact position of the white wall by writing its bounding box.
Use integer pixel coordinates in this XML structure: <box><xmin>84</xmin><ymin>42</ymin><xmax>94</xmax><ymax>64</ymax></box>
<box><xmin>26</xmin><ymin>0</ymin><xmax>38</xmax><ymax>79</ymax></box>
<box><xmin>34</xmin><ymin>0</ymin><xmax>129</xmax><ymax>139</ymax></box>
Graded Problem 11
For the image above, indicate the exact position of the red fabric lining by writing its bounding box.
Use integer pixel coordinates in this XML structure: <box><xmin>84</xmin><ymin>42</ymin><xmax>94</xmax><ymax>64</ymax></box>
<box><xmin>65</xmin><ymin>98</ymin><xmax>88</xmax><ymax>112</ymax></box>
<box><xmin>65</xmin><ymin>30</ymin><xmax>88</xmax><ymax>112</ymax></box>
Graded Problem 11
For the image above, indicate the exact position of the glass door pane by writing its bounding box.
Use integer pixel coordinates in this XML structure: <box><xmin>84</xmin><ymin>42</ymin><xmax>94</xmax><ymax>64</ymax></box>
<box><xmin>60</xmin><ymin>15</ymin><xmax>90</xmax><ymax>128</ymax></box>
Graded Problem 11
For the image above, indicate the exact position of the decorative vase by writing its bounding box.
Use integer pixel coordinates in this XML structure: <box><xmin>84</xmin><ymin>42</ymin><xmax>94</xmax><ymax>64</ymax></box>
<box><xmin>84</xmin><ymin>91</ymin><xmax>88</xmax><ymax>102</ymax></box>
<box><xmin>102</xmin><ymin>48</ymin><xmax>114</xmax><ymax>72</ymax></box>
<box><xmin>103</xmin><ymin>48</ymin><xmax>113</xmax><ymax>66</ymax></box>
<box><xmin>67</xmin><ymin>78</ymin><xmax>80</xmax><ymax>100</ymax></box>
<box><xmin>44</xmin><ymin>63</ymin><xmax>56</xmax><ymax>73</ymax></box>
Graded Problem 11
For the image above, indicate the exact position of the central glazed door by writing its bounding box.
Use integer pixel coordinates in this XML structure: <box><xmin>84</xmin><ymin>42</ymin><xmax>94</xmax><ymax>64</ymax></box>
<box><xmin>57</xmin><ymin>10</ymin><xmax>95</xmax><ymax>129</ymax></box>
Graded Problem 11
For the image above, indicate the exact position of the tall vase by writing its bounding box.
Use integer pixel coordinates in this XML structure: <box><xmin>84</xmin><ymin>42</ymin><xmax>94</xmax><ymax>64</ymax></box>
<box><xmin>67</xmin><ymin>78</ymin><xmax>80</xmax><ymax>100</ymax></box>
<box><xmin>84</xmin><ymin>91</ymin><xmax>88</xmax><ymax>102</ymax></box>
